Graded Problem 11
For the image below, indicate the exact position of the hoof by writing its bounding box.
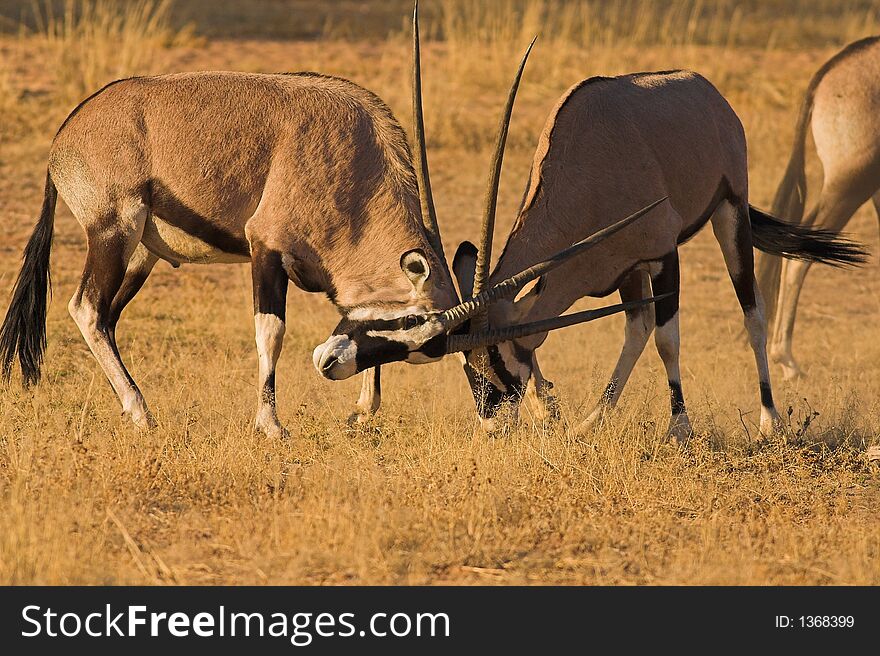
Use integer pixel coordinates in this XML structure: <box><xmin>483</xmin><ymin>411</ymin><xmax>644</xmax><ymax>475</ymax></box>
<box><xmin>780</xmin><ymin>363</ymin><xmax>805</xmax><ymax>382</ymax></box>
<box><xmin>758</xmin><ymin>410</ymin><xmax>785</xmax><ymax>439</ymax></box>
<box><xmin>573</xmin><ymin>404</ymin><xmax>610</xmax><ymax>437</ymax></box>
<box><xmin>665</xmin><ymin>413</ymin><xmax>693</xmax><ymax>446</ymax></box>
<box><xmin>255</xmin><ymin>421</ymin><xmax>290</xmax><ymax>440</ymax></box>
<box><xmin>125</xmin><ymin>407</ymin><xmax>157</xmax><ymax>431</ymax></box>
<box><xmin>770</xmin><ymin>349</ymin><xmax>804</xmax><ymax>382</ymax></box>
<box><xmin>346</xmin><ymin>410</ymin><xmax>375</xmax><ymax>428</ymax></box>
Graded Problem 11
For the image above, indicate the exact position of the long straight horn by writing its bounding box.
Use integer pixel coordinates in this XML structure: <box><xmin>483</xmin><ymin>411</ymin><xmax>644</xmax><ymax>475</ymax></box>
<box><xmin>412</xmin><ymin>0</ymin><xmax>446</xmax><ymax>265</ymax></box>
<box><xmin>472</xmin><ymin>36</ymin><xmax>537</xmax><ymax>304</ymax></box>
<box><xmin>445</xmin><ymin>294</ymin><xmax>673</xmax><ymax>352</ymax></box>
<box><xmin>440</xmin><ymin>196</ymin><xmax>668</xmax><ymax>328</ymax></box>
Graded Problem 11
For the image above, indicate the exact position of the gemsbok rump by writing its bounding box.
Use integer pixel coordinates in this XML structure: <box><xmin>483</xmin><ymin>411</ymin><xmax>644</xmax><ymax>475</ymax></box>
<box><xmin>319</xmin><ymin>66</ymin><xmax>866</xmax><ymax>440</ymax></box>
<box><xmin>1</xmin><ymin>2</ymin><xmax>660</xmax><ymax>436</ymax></box>
<box><xmin>756</xmin><ymin>36</ymin><xmax>877</xmax><ymax>381</ymax></box>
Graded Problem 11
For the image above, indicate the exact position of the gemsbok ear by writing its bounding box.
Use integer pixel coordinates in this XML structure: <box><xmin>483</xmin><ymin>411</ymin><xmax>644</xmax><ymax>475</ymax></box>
<box><xmin>452</xmin><ymin>241</ymin><xmax>478</xmax><ymax>300</ymax></box>
<box><xmin>509</xmin><ymin>276</ymin><xmax>544</xmax><ymax>321</ymax></box>
<box><xmin>400</xmin><ymin>249</ymin><xmax>432</xmax><ymax>293</ymax></box>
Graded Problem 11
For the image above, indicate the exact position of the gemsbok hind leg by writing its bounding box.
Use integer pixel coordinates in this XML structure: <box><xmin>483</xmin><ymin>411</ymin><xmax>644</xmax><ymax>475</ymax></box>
<box><xmin>250</xmin><ymin>245</ymin><xmax>289</xmax><ymax>439</ymax></box>
<box><xmin>576</xmin><ymin>268</ymin><xmax>655</xmax><ymax>434</ymax></box>
<box><xmin>68</xmin><ymin>202</ymin><xmax>155</xmax><ymax>428</ymax></box>
<box><xmin>108</xmin><ymin>243</ymin><xmax>159</xmax><ymax>333</ymax></box>
<box><xmin>770</xmin><ymin>186</ymin><xmax>869</xmax><ymax>380</ymax></box>
<box><xmin>713</xmin><ymin>199</ymin><xmax>781</xmax><ymax>436</ymax></box>
<box><xmin>649</xmin><ymin>252</ymin><xmax>693</xmax><ymax>443</ymax></box>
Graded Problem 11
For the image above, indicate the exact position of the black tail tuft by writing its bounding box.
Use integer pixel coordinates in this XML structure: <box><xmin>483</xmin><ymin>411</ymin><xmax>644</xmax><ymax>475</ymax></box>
<box><xmin>749</xmin><ymin>205</ymin><xmax>868</xmax><ymax>268</ymax></box>
<box><xmin>0</xmin><ymin>171</ymin><xmax>57</xmax><ymax>386</ymax></box>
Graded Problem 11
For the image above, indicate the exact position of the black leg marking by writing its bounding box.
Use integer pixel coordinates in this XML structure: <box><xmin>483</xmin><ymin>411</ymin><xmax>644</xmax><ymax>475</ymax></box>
<box><xmin>759</xmin><ymin>382</ymin><xmax>774</xmax><ymax>409</ymax></box>
<box><xmin>600</xmin><ymin>381</ymin><xmax>616</xmax><ymax>404</ymax></box>
<box><xmin>252</xmin><ymin>247</ymin><xmax>288</xmax><ymax>321</ymax></box>
<box><xmin>650</xmin><ymin>252</ymin><xmax>680</xmax><ymax>328</ymax></box>
<box><xmin>669</xmin><ymin>379</ymin><xmax>686</xmax><ymax>415</ymax></box>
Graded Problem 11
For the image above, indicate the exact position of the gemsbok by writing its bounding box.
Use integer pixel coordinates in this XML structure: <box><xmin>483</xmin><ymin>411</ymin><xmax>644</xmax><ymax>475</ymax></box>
<box><xmin>756</xmin><ymin>36</ymin><xmax>877</xmax><ymax>381</ymax></box>
<box><xmin>320</xmin><ymin>66</ymin><xmax>866</xmax><ymax>441</ymax></box>
<box><xmin>0</xmin><ymin>2</ymin><xmax>660</xmax><ymax>437</ymax></box>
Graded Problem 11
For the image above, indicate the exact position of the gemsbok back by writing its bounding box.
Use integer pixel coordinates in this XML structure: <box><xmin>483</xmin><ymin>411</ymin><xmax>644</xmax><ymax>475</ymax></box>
<box><xmin>319</xmin><ymin>66</ymin><xmax>867</xmax><ymax>441</ymax></box>
<box><xmin>756</xmin><ymin>36</ymin><xmax>877</xmax><ymax>381</ymax></box>
<box><xmin>1</xmin><ymin>2</ymin><xmax>660</xmax><ymax>436</ymax></box>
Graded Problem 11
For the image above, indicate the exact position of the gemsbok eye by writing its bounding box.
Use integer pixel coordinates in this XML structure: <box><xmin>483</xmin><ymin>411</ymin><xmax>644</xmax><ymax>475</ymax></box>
<box><xmin>404</xmin><ymin>315</ymin><xmax>419</xmax><ymax>329</ymax></box>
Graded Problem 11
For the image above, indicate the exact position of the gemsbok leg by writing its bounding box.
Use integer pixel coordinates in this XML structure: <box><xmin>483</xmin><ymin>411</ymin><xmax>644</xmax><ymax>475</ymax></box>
<box><xmin>108</xmin><ymin>243</ymin><xmax>159</xmax><ymax>332</ymax></box>
<box><xmin>713</xmin><ymin>199</ymin><xmax>781</xmax><ymax>435</ymax></box>
<box><xmin>349</xmin><ymin>367</ymin><xmax>381</xmax><ymax>424</ymax></box>
<box><xmin>250</xmin><ymin>245</ymin><xmax>289</xmax><ymax>439</ymax></box>
<box><xmin>67</xmin><ymin>201</ymin><xmax>155</xmax><ymax>428</ymax></box>
<box><xmin>524</xmin><ymin>354</ymin><xmax>559</xmax><ymax>423</ymax></box>
<box><xmin>649</xmin><ymin>251</ymin><xmax>692</xmax><ymax>442</ymax></box>
<box><xmin>770</xmin><ymin>182</ymin><xmax>872</xmax><ymax>380</ymax></box>
<box><xmin>577</xmin><ymin>268</ymin><xmax>655</xmax><ymax>432</ymax></box>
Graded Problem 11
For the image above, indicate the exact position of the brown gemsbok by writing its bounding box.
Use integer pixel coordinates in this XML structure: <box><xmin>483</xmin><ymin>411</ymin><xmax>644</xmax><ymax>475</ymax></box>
<box><xmin>319</xmin><ymin>67</ymin><xmax>866</xmax><ymax>441</ymax></box>
<box><xmin>1</xmin><ymin>2</ymin><xmax>660</xmax><ymax>437</ymax></box>
<box><xmin>756</xmin><ymin>36</ymin><xmax>877</xmax><ymax>381</ymax></box>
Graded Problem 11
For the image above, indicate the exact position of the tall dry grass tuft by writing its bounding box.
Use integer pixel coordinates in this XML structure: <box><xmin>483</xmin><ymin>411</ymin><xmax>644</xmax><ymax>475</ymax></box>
<box><xmin>30</xmin><ymin>0</ymin><xmax>182</xmax><ymax>110</ymax></box>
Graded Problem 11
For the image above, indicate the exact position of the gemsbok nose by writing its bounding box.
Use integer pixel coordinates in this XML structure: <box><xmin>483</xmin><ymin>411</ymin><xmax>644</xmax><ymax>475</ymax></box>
<box><xmin>313</xmin><ymin>335</ymin><xmax>358</xmax><ymax>380</ymax></box>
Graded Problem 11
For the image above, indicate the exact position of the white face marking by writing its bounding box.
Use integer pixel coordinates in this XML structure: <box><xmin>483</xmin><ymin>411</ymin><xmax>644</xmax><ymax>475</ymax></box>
<box><xmin>313</xmin><ymin>334</ymin><xmax>358</xmax><ymax>380</ymax></box>
<box><xmin>346</xmin><ymin>305</ymin><xmax>427</xmax><ymax>322</ymax></box>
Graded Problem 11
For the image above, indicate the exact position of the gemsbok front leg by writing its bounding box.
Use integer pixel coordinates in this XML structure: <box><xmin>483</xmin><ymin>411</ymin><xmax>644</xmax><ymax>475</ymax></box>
<box><xmin>349</xmin><ymin>367</ymin><xmax>381</xmax><ymax>425</ymax></box>
<box><xmin>649</xmin><ymin>251</ymin><xmax>692</xmax><ymax>443</ymax></box>
<box><xmin>250</xmin><ymin>246</ymin><xmax>289</xmax><ymax>439</ymax></box>
<box><xmin>713</xmin><ymin>199</ymin><xmax>782</xmax><ymax>436</ymax></box>
<box><xmin>578</xmin><ymin>268</ymin><xmax>655</xmax><ymax>434</ymax></box>
<box><xmin>67</xmin><ymin>203</ymin><xmax>155</xmax><ymax>429</ymax></box>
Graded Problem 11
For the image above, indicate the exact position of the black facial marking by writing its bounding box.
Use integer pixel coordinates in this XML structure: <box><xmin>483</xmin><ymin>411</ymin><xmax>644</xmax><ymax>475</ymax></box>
<box><xmin>354</xmin><ymin>336</ymin><xmax>409</xmax><ymax>373</ymax></box>
<box><xmin>668</xmin><ymin>379</ymin><xmax>686</xmax><ymax>416</ymax></box>
<box><xmin>333</xmin><ymin>314</ymin><xmax>427</xmax><ymax>336</ymax></box>
<box><xmin>759</xmin><ymin>382</ymin><xmax>775</xmax><ymax>409</ymax></box>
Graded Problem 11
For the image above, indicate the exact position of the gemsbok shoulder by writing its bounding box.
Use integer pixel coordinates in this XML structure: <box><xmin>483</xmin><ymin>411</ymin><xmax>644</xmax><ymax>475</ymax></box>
<box><xmin>756</xmin><ymin>36</ymin><xmax>877</xmax><ymax>381</ymax></box>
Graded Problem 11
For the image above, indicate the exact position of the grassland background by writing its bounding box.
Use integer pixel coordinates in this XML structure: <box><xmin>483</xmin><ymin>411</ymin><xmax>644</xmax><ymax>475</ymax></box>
<box><xmin>0</xmin><ymin>0</ymin><xmax>878</xmax><ymax>584</ymax></box>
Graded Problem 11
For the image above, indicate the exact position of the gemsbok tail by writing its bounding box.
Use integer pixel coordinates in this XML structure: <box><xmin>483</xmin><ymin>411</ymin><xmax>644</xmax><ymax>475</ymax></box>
<box><xmin>754</xmin><ymin>68</ymin><xmax>819</xmax><ymax>326</ymax></box>
<box><xmin>0</xmin><ymin>171</ymin><xmax>57</xmax><ymax>386</ymax></box>
<box><xmin>749</xmin><ymin>205</ymin><xmax>868</xmax><ymax>267</ymax></box>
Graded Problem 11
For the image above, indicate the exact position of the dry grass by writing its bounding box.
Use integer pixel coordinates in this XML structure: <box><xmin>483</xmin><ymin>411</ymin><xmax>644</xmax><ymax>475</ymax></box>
<box><xmin>0</xmin><ymin>0</ymin><xmax>879</xmax><ymax>585</ymax></box>
<box><xmin>29</xmin><ymin>0</ymin><xmax>188</xmax><ymax>107</ymax></box>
